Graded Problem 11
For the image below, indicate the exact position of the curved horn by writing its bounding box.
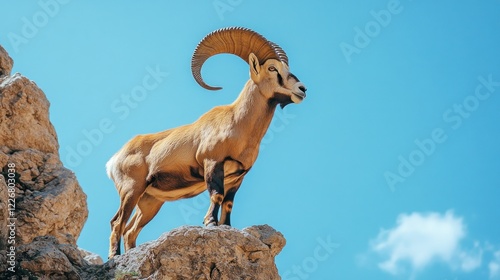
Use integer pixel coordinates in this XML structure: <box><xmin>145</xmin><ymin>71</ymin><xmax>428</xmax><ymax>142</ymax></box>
<box><xmin>191</xmin><ymin>27</ymin><xmax>288</xmax><ymax>90</ymax></box>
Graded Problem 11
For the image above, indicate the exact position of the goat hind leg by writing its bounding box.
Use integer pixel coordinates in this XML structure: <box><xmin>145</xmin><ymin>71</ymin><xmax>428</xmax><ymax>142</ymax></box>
<box><xmin>109</xmin><ymin>181</ymin><xmax>146</xmax><ymax>259</ymax></box>
<box><xmin>109</xmin><ymin>210</ymin><xmax>122</xmax><ymax>257</ymax></box>
<box><xmin>123</xmin><ymin>193</ymin><xmax>164</xmax><ymax>251</ymax></box>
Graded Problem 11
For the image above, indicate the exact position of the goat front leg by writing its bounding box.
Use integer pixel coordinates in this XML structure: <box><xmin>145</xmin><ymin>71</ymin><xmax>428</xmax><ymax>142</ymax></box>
<box><xmin>203</xmin><ymin>159</ymin><xmax>224</xmax><ymax>226</ymax></box>
<box><xmin>220</xmin><ymin>175</ymin><xmax>244</xmax><ymax>226</ymax></box>
<box><xmin>219</xmin><ymin>186</ymin><xmax>239</xmax><ymax>226</ymax></box>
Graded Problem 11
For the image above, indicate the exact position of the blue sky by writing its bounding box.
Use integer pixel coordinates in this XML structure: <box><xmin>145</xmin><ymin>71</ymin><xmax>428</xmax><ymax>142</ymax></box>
<box><xmin>1</xmin><ymin>1</ymin><xmax>500</xmax><ymax>279</ymax></box>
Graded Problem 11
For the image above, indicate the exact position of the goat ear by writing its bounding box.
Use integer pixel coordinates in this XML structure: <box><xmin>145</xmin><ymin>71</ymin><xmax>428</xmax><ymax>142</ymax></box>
<box><xmin>248</xmin><ymin>53</ymin><xmax>260</xmax><ymax>76</ymax></box>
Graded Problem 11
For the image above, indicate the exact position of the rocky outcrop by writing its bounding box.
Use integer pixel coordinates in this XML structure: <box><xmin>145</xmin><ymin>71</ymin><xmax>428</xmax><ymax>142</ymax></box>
<box><xmin>0</xmin><ymin>45</ymin><xmax>287</xmax><ymax>279</ymax></box>
<box><xmin>16</xmin><ymin>236</ymin><xmax>91</xmax><ymax>280</ymax></box>
<box><xmin>0</xmin><ymin>48</ymin><xmax>88</xmax><ymax>247</ymax></box>
<box><xmin>0</xmin><ymin>45</ymin><xmax>89</xmax><ymax>278</ymax></box>
<box><xmin>0</xmin><ymin>46</ymin><xmax>13</xmax><ymax>78</ymax></box>
<box><xmin>108</xmin><ymin>225</ymin><xmax>286</xmax><ymax>280</ymax></box>
<box><xmin>79</xmin><ymin>249</ymin><xmax>104</xmax><ymax>266</ymax></box>
<box><xmin>3</xmin><ymin>224</ymin><xmax>285</xmax><ymax>280</ymax></box>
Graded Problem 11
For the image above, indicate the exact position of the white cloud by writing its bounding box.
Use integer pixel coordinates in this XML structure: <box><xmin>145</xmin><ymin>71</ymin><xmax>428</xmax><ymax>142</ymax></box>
<box><xmin>371</xmin><ymin>210</ymin><xmax>481</xmax><ymax>276</ymax></box>
<box><xmin>490</xmin><ymin>250</ymin><xmax>500</xmax><ymax>279</ymax></box>
<box><xmin>457</xmin><ymin>241</ymin><xmax>483</xmax><ymax>272</ymax></box>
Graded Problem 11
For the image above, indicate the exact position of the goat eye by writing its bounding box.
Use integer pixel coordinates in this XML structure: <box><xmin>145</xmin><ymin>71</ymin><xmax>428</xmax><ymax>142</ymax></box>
<box><xmin>268</xmin><ymin>66</ymin><xmax>276</xmax><ymax>72</ymax></box>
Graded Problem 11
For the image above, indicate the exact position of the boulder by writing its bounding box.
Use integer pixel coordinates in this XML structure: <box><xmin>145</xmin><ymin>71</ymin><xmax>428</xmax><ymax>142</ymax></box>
<box><xmin>108</xmin><ymin>225</ymin><xmax>286</xmax><ymax>280</ymax></box>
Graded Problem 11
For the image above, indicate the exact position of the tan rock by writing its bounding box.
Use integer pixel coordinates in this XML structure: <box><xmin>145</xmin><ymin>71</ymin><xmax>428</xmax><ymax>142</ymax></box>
<box><xmin>0</xmin><ymin>45</ymin><xmax>13</xmax><ymax>78</ymax></box>
<box><xmin>109</xmin><ymin>225</ymin><xmax>286</xmax><ymax>280</ymax></box>
<box><xmin>14</xmin><ymin>165</ymin><xmax>88</xmax><ymax>245</ymax></box>
<box><xmin>0</xmin><ymin>44</ymin><xmax>88</xmax><ymax>247</ymax></box>
<box><xmin>17</xmin><ymin>236</ymin><xmax>84</xmax><ymax>280</ymax></box>
<box><xmin>0</xmin><ymin>44</ymin><xmax>91</xmax><ymax>279</ymax></box>
<box><xmin>79</xmin><ymin>248</ymin><xmax>104</xmax><ymax>265</ymax></box>
<box><xmin>0</xmin><ymin>74</ymin><xmax>59</xmax><ymax>154</ymax></box>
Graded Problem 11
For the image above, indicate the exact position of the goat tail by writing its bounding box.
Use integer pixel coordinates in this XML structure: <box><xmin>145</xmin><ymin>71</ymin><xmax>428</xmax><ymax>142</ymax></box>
<box><xmin>105</xmin><ymin>153</ymin><xmax>119</xmax><ymax>180</ymax></box>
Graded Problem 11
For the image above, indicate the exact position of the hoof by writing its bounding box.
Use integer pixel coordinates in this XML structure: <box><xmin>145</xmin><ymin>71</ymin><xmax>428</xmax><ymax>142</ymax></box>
<box><xmin>108</xmin><ymin>249</ymin><xmax>120</xmax><ymax>259</ymax></box>
<box><xmin>206</xmin><ymin>222</ymin><xmax>217</xmax><ymax>227</ymax></box>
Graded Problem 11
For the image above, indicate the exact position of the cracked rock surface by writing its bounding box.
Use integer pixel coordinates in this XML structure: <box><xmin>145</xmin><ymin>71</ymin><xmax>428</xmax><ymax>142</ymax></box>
<box><xmin>0</xmin><ymin>45</ymin><xmax>89</xmax><ymax>278</ymax></box>
<box><xmin>107</xmin><ymin>225</ymin><xmax>286</xmax><ymax>280</ymax></box>
<box><xmin>0</xmin><ymin>60</ymin><xmax>88</xmax><ymax>248</ymax></box>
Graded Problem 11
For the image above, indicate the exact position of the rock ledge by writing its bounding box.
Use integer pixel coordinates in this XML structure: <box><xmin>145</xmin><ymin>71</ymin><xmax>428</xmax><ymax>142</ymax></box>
<box><xmin>106</xmin><ymin>225</ymin><xmax>286</xmax><ymax>280</ymax></box>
